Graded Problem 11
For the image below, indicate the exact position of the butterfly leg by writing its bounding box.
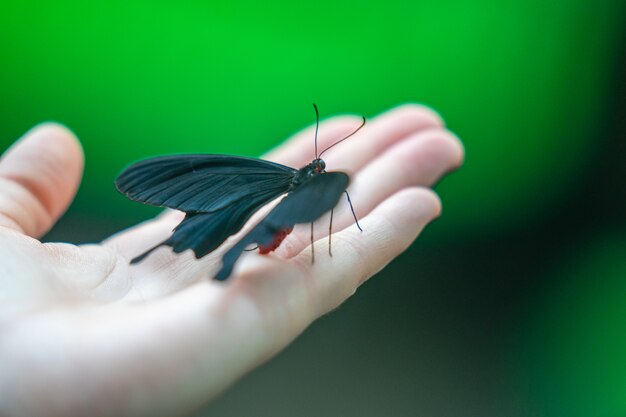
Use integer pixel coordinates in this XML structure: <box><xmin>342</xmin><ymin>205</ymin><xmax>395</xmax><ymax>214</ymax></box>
<box><xmin>310</xmin><ymin>222</ymin><xmax>315</xmax><ymax>264</ymax></box>
<box><xmin>345</xmin><ymin>191</ymin><xmax>363</xmax><ymax>231</ymax></box>
<box><xmin>328</xmin><ymin>208</ymin><xmax>334</xmax><ymax>257</ymax></box>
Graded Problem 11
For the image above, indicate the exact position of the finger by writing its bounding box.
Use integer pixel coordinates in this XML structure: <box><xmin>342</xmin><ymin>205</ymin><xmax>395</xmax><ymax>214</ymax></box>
<box><xmin>303</xmin><ymin>187</ymin><xmax>441</xmax><ymax>316</ymax></box>
<box><xmin>341</xmin><ymin>128</ymin><xmax>462</xmax><ymax>226</ymax></box>
<box><xmin>321</xmin><ymin>104</ymin><xmax>445</xmax><ymax>173</ymax></box>
<box><xmin>224</xmin><ymin>187</ymin><xmax>440</xmax><ymax>320</ymax></box>
<box><xmin>263</xmin><ymin>115</ymin><xmax>363</xmax><ymax>166</ymax></box>
<box><xmin>0</xmin><ymin>123</ymin><xmax>83</xmax><ymax>237</ymax></box>
<box><xmin>277</xmin><ymin>128</ymin><xmax>463</xmax><ymax>257</ymax></box>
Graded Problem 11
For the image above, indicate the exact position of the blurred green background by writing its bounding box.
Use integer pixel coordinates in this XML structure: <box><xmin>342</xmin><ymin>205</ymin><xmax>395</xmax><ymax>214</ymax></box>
<box><xmin>1</xmin><ymin>1</ymin><xmax>625</xmax><ymax>415</ymax></box>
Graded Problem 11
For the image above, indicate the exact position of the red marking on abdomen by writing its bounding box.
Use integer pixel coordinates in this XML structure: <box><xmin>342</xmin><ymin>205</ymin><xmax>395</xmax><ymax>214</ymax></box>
<box><xmin>259</xmin><ymin>227</ymin><xmax>294</xmax><ymax>254</ymax></box>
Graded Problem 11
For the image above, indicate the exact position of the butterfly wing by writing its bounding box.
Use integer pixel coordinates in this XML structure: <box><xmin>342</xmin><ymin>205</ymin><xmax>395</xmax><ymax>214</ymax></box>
<box><xmin>115</xmin><ymin>154</ymin><xmax>297</xmax><ymax>213</ymax></box>
<box><xmin>116</xmin><ymin>154</ymin><xmax>298</xmax><ymax>262</ymax></box>
<box><xmin>130</xmin><ymin>185</ymin><xmax>286</xmax><ymax>263</ymax></box>
<box><xmin>215</xmin><ymin>172</ymin><xmax>350</xmax><ymax>280</ymax></box>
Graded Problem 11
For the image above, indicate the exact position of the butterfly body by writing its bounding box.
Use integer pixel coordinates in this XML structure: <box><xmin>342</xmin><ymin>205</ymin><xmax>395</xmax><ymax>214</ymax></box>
<box><xmin>290</xmin><ymin>158</ymin><xmax>326</xmax><ymax>188</ymax></box>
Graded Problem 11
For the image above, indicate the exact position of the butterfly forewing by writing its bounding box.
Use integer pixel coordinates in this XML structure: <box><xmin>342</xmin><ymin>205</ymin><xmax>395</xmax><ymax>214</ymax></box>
<box><xmin>115</xmin><ymin>154</ymin><xmax>297</xmax><ymax>213</ymax></box>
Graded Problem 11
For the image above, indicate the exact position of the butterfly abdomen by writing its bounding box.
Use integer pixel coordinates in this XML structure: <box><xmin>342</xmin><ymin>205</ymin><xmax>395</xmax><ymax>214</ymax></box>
<box><xmin>258</xmin><ymin>226</ymin><xmax>294</xmax><ymax>254</ymax></box>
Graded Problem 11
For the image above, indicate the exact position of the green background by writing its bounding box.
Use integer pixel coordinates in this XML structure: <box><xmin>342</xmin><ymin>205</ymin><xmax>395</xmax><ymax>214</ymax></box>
<box><xmin>1</xmin><ymin>1</ymin><xmax>624</xmax><ymax>415</ymax></box>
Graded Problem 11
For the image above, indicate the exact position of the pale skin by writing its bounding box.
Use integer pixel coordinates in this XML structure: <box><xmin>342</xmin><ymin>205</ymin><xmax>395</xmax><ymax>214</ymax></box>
<box><xmin>0</xmin><ymin>104</ymin><xmax>464</xmax><ymax>416</ymax></box>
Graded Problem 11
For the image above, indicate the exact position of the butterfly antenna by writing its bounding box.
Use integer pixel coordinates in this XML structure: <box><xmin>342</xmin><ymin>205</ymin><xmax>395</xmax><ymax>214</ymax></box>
<box><xmin>318</xmin><ymin>115</ymin><xmax>366</xmax><ymax>158</ymax></box>
<box><xmin>313</xmin><ymin>103</ymin><xmax>320</xmax><ymax>158</ymax></box>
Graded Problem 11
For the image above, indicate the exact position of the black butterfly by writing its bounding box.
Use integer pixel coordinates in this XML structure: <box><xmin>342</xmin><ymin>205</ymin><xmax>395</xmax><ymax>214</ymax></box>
<box><xmin>115</xmin><ymin>105</ymin><xmax>365</xmax><ymax>280</ymax></box>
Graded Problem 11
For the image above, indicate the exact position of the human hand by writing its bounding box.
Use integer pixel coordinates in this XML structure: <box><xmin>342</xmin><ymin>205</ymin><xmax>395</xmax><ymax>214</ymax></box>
<box><xmin>0</xmin><ymin>105</ymin><xmax>463</xmax><ymax>416</ymax></box>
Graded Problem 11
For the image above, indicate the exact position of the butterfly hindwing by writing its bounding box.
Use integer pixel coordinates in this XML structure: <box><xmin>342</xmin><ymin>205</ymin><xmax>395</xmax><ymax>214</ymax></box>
<box><xmin>130</xmin><ymin>186</ymin><xmax>287</xmax><ymax>263</ymax></box>
<box><xmin>215</xmin><ymin>172</ymin><xmax>350</xmax><ymax>280</ymax></box>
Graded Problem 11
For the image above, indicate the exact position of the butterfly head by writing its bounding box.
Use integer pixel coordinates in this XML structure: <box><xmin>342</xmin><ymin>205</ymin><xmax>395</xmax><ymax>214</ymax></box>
<box><xmin>311</xmin><ymin>158</ymin><xmax>326</xmax><ymax>173</ymax></box>
<box><xmin>301</xmin><ymin>158</ymin><xmax>326</xmax><ymax>177</ymax></box>
<box><xmin>292</xmin><ymin>158</ymin><xmax>326</xmax><ymax>188</ymax></box>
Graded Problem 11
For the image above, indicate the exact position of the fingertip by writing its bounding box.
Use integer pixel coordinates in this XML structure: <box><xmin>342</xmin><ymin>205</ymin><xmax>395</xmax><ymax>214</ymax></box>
<box><xmin>0</xmin><ymin>122</ymin><xmax>84</xmax><ymax>237</ymax></box>
<box><xmin>24</xmin><ymin>122</ymin><xmax>84</xmax><ymax>210</ymax></box>
<box><xmin>25</xmin><ymin>122</ymin><xmax>84</xmax><ymax>171</ymax></box>
<box><xmin>28</xmin><ymin>121</ymin><xmax>78</xmax><ymax>140</ymax></box>
<box><xmin>11</xmin><ymin>122</ymin><xmax>85</xmax><ymax>187</ymax></box>
<box><xmin>421</xmin><ymin>187</ymin><xmax>443</xmax><ymax>219</ymax></box>
<box><xmin>445</xmin><ymin>130</ymin><xmax>465</xmax><ymax>169</ymax></box>
<box><xmin>413</xmin><ymin>128</ymin><xmax>464</xmax><ymax>171</ymax></box>
<box><xmin>383</xmin><ymin>103</ymin><xmax>446</xmax><ymax>128</ymax></box>
<box><xmin>385</xmin><ymin>187</ymin><xmax>442</xmax><ymax>224</ymax></box>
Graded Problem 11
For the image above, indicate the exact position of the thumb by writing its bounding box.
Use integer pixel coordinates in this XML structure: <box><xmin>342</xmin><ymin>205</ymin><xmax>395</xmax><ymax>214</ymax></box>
<box><xmin>0</xmin><ymin>123</ymin><xmax>83</xmax><ymax>237</ymax></box>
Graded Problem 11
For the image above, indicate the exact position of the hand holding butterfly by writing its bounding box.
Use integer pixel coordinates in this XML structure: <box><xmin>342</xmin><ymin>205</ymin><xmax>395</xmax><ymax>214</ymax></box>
<box><xmin>0</xmin><ymin>105</ymin><xmax>463</xmax><ymax>416</ymax></box>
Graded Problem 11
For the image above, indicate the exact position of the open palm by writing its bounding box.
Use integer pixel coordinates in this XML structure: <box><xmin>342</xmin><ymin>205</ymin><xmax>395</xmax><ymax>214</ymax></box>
<box><xmin>0</xmin><ymin>105</ymin><xmax>463</xmax><ymax>416</ymax></box>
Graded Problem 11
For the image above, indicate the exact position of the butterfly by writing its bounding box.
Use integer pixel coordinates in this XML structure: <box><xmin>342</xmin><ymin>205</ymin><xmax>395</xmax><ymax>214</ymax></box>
<box><xmin>115</xmin><ymin>105</ymin><xmax>365</xmax><ymax>280</ymax></box>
